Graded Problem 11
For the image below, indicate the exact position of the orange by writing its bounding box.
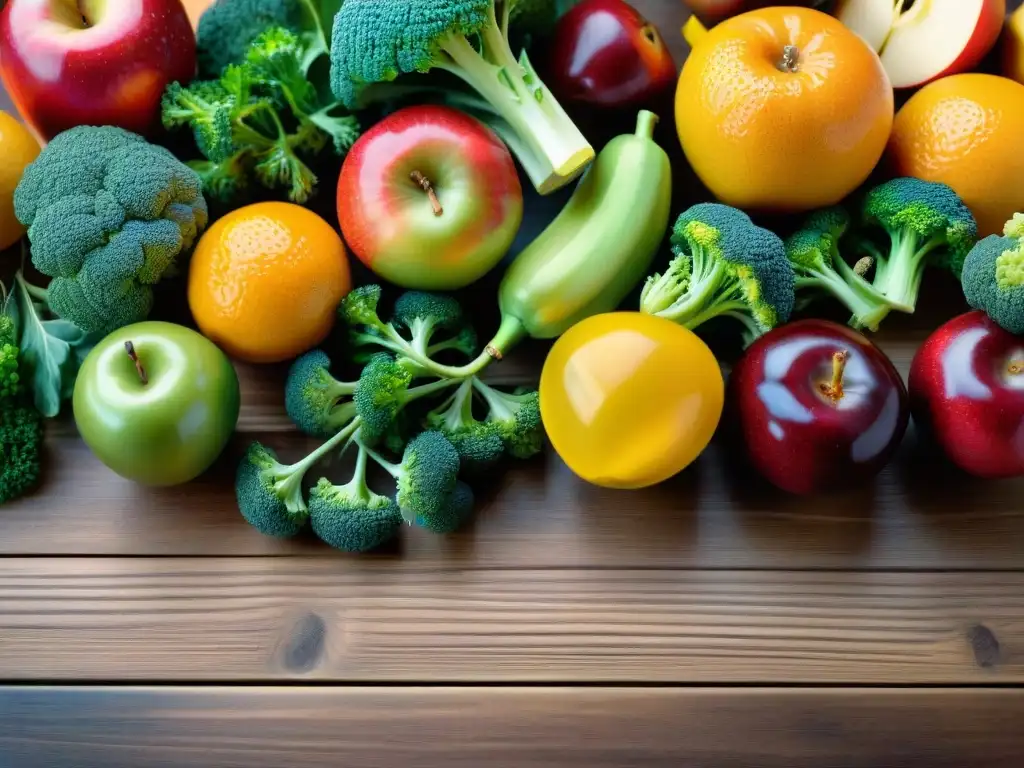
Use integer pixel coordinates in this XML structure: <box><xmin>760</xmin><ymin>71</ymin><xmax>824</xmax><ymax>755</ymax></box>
<box><xmin>188</xmin><ymin>202</ymin><xmax>352</xmax><ymax>364</ymax></box>
<box><xmin>0</xmin><ymin>111</ymin><xmax>40</xmax><ymax>252</ymax></box>
<box><xmin>886</xmin><ymin>73</ymin><xmax>1024</xmax><ymax>237</ymax></box>
<box><xmin>675</xmin><ymin>7</ymin><xmax>893</xmax><ymax>213</ymax></box>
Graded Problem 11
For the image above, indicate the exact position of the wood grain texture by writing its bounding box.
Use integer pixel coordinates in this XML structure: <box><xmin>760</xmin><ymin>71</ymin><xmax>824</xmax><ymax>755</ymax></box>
<box><xmin>1</xmin><ymin>558</ymin><xmax>1021</xmax><ymax>682</ymax></box>
<box><xmin>3</xmin><ymin>686</ymin><xmax>1023</xmax><ymax>768</ymax></box>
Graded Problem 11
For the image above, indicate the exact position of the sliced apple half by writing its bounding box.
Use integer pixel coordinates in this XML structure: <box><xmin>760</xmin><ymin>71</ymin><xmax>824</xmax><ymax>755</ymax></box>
<box><xmin>836</xmin><ymin>0</ymin><xmax>1006</xmax><ymax>89</ymax></box>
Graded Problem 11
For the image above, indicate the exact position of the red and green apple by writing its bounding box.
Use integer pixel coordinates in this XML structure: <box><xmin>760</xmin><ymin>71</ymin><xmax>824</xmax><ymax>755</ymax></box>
<box><xmin>337</xmin><ymin>105</ymin><xmax>524</xmax><ymax>291</ymax></box>
<box><xmin>0</xmin><ymin>0</ymin><xmax>196</xmax><ymax>141</ymax></box>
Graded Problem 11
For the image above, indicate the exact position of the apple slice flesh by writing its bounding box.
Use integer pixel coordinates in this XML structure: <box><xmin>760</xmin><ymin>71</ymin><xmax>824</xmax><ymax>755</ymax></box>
<box><xmin>881</xmin><ymin>0</ymin><xmax>1003</xmax><ymax>88</ymax></box>
<box><xmin>835</xmin><ymin>0</ymin><xmax>894</xmax><ymax>52</ymax></box>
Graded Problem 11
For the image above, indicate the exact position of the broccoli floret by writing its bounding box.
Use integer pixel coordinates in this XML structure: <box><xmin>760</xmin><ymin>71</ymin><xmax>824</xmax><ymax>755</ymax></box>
<box><xmin>392</xmin><ymin>291</ymin><xmax>464</xmax><ymax>353</ymax></box>
<box><xmin>425</xmin><ymin>378</ymin><xmax>506</xmax><ymax>472</ymax></box>
<box><xmin>427</xmin><ymin>323</ymin><xmax>478</xmax><ymax>359</ymax></box>
<box><xmin>354</xmin><ymin>353</ymin><xmax>460</xmax><ymax>445</ymax></box>
<box><xmin>236</xmin><ymin>419</ymin><xmax>360</xmax><ymax>537</ymax></box>
<box><xmin>13</xmin><ymin>126</ymin><xmax>208</xmax><ymax>335</ymax></box>
<box><xmin>360</xmin><ymin>430</ymin><xmax>461</xmax><ymax>524</ymax></box>
<box><xmin>417</xmin><ymin>481</ymin><xmax>476</xmax><ymax>534</ymax></box>
<box><xmin>329</xmin><ymin>0</ymin><xmax>594</xmax><ymax>195</ymax></box>
<box><xmin>196</xmin><ymin>0</ymin><xmax>343</xmax><ymax>77</ymax></box>
<box><xmin>786</xmin><ymin>207</ymin><xmax>896</xmax><ymax>332</ymax></box>
<box><xmin>858</xmin><ymin>178</ymin><xmax>978</xmax><ymax>313</ymax></box>
<box><xmin>0</xmin><ymin>404</ymin><xmax>43</xmax><ymax>505</ymax></box>
<box><xmin>962</xmin><ymin>213</ymin><xmax>1024</xmax><ymax>334</ymax></box>
<box><xmin>472</xmin><ymin>379</ymin><xmax>542</xmax><ymax>459</ymax></box>
<box><xmin>308</xmin><ymin>446</ymin><xmax>404</xmax><ymax>552</ymax></box>
<box><xmin>0</xmin><ymin>344</ymin><xmax>20</xmax><ymax>401</ymax></box>
<box><xmin>640</xmin><ymin>203</ymin><xmax>795</xmax><ymax>345</ymax></box>
<box><xmin>164</xmin><ymin>28</ymin><xmax>360</xmax><ymax>205</ymax></box>
<box><xmin>284</xmin><ymin>350</ymin><xmax>358</xmax><ymax>437</ymax></box>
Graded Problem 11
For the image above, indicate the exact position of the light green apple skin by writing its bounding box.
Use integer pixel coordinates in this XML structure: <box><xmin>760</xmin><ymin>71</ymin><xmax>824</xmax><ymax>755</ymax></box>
<box><xmin>73</xmin><ymin>321</ymin><xmax>241</xmax><ymax>487</ymax></box>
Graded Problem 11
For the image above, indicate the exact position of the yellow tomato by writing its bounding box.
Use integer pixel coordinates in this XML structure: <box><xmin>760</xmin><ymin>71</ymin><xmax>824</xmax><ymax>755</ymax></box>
<box><xmin>539</xmin><ymin>312</ymin><xmax>724</xmax><ymax>490</ymax></box>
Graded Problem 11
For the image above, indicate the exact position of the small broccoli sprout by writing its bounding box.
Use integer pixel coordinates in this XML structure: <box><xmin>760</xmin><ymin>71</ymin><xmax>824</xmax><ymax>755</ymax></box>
<box><xmin>426</xmin><ymin>378</ymin><xmax>506</xmax><ymax>472</ymax></box>
<box><xmin>308</xmin><ymin>446</ymin><xmax>403</xmax><ymax>552</ymax></box>
<box><xmin>360</xmin><ymin>430</ymin><xmax>461</xmax><ymax>524</ymax></box>
<box><xmin>785</xmin><ymin>206</ymin><xmax>896</xmax><ymax>332</ymax></box>
<box><xmin>473</xmin><ymin>379</ymin><xmax>543</xmax><ymax>459</ymax></box>
<box><xmin>640</xmin><ymin>203</ymin><xmax>795</xmax><ymax>345</ymax></box>
<box><xmin>284</xmin><ymin>350</ymin><xmax>358</xmax><ymax>437</ymax></box>
<box><xmin>235</xmin><ymin>419</ymin><xmax>360</xmax><ymax>537</ymax></box>
<box><xmin>417</xmin><ymin>481</ymin><xmax>476</xmax><ymax>534</ymax></box>
<box><xmin>859</xmin><ymin>177</ymin><xmax>978</xmax><ymax>313</ymax></box>
<box><xmin>392</xmin><ymin>291</ymin><xmax>465</xmax><ymax>353</ymax></box>
<box><xmin>354</xmin><ymin>354</ymin><xmax>460</xmax><ymax>445</ymax></box>
<box><xmin>962</xmin><ymin>212</ymin><xmax>1024</xmax><ymax>334</ymax></box>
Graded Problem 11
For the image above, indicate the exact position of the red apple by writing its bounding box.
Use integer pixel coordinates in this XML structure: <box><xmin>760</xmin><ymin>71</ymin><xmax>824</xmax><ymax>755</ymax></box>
<box><xmin>547</xmin><ymin>0</ymin><xmax>676</xmax><ymax>108</ymax></box>
<box><xmin>909</xmin><ymin>310</ymin><xmax>1024</xmax><ymax>479</ymax></box>
<box><xmin>337</xmin><ymin>105</ymin><xmax>523</xmax><ymax>291</ymax></box>
<box><xmin>836</xmin><ymin>0</ymin><xmax>1005</xmax><ymax>89</ymax></box>
<box><xmin>729</xmin><ymin>320</ymin><xmax>909</xmax><ymax>496</ymax></box>
<box><xmin>0</xmin><ymin>0</ymin><xmax>196</xmax><ymax>141</ymax></box>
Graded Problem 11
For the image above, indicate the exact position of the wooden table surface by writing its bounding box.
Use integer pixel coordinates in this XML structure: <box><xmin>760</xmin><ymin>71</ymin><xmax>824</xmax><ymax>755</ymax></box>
<box><xmin>4</xmin><ymin>2</ymin><xmax>1024</xmax><ymax>766</ymax></box>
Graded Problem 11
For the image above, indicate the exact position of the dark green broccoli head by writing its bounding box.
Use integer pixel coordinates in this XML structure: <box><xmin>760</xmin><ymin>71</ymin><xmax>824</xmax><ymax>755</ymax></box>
<box><xmin>235</xmin><ymin>442</ymin><xmax>308</xmax><ymax>537</ymax></box>
<box><xmin>442</xmin><ymin>425</ymin><xmax>506</xmax><ymax>473</ymax></box>
<box><xmin>0</xmin><ymin>404</ymin><xmax>42</xmax><ymax>504</ymax></box>
<box><xmin>284</xmin><ymin>350</ymin><xmax>357</xmax><ymax>437</ymax></box>
<box><xmin>416</xmin><ymin>480</ymin><xmax>475</xmax><ymax>534</ymax></box>
<box><xmin>308</xmin><ymin>476</ymin><xmax>403</xmax><ymax>553</ymax></box>
<box><xmin>197</xmin><ymin>0</ymin><xmax>343</xmax><ymax>77</ymax></box>
<box><xmin>395</xmin><ymin>430</ymin><xmax>461</xmax><ymax>521</ymax></box>
<box><xmin>670</xmin><ymin>203</ymin><xmax>756</xmax><ymax>261</ymax></box>
<box><xmin>962</xmin><ymin>216</ymin><xmax>1024</xmax><ymax>334</ymax></box>
<box><xmin>354</xmin><ymin>353</ymin><xmax>414</xmax><ymax>445</ymax></box>
<box><xmin>14</xmin><ymin>126</ymin><xmax>209</xmax><ymax>335</ymax></box>
<box><xmin>804</xmin><ymin>206</ymin><xmax>850</xmax><ymax>244</ymax></box>
<box><xmin>864</xmin><ymin>177</ymin><xmax>978</xmax><ymax>273</ymax></box>
<box><xmin>329</xmin><ymin>0</ymin><xmax>494</xmax><ymax>108</ymax></box>
<box><xmin>392</xmin><ymin>291</ymin><xmax>464</xmax><ymax>339</ymax></box>
<box><xmin>729</xmin><ymin>223</ymin><xmax>795</xmax><ymax>332</ymax></box>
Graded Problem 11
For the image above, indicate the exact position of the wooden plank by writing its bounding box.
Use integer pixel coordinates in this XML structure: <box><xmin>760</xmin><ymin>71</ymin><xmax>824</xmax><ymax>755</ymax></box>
<box><xmin>2</xmin><ymin>686</ymin><xmax>1022</xmax><ymax>768</ymax></box>
<box><xmin>1</xmin><ymin>559</ymin><xmax>1021</xmax><ymax>682</ymax></box>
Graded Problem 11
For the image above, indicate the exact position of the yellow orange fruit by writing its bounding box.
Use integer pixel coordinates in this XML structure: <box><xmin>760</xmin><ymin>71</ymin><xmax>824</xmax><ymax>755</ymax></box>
<box><xmin>675</xmin><ymin>6</ymin><xmax>893</xmax><ymax>213</ymax></box>
<box><xmin>188</xmin><ymin>202</ymin><xmax>351</xmax><ymax>364</ymax></box>
<box><xmin>886</xmin><ymin>73</ymin><xmax>1024</xmax><ymax>237</ymax></box>
<box><xmin>0</xmin><ymin>111</ymin><xmax>40</xmax><ymax>251</ymax></box>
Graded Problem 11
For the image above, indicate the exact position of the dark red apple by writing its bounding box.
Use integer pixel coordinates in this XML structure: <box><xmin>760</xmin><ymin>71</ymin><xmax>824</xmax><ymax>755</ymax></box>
<box><xmin>547</xmin><ymin>0</ymin><xmax>677</xmax><ymax>108</ymax></box>
<box><xmin>337</xmin><ymin>105</ymin><xmax>523</xmax><ymax>292</ymax></box>
<box><xmin>909</xmin><ymin>310</ymin><xmax>1024</xmax><ymax>479</ymax></box>
<box><xmin>0</xmin><ymin>0</ymin><xmax>196</xmax><ymax>141</ymax></box>
<box><xmin>729</xmin><ymin>320</ymin><xmax>909</xmax><ymax>496</ymax></box>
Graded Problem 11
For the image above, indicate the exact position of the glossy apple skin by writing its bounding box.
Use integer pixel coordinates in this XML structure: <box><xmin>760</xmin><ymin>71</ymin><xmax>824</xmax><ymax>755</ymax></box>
<box><xmin>73</xmin><ymin>322</ymin><xmax>241</xmax><ymax>487</ymax></box>
<box><xmin>729</xmin><ymin>320</ymin><xmax>909</xmax><ymax>496</ymax></box>
<box><xmin>0</xmin><ymin>0</ymin><xmax>196</xmax><ymax>140</ymax></box>
<box><xmin>548</xmin><ymin>0</ymin><xmax>676</xmax><ymax>108</ymax></box>
<box><xmin>909</xmin><ymin>311</ymin><xmax>1024</xmax><ymax>479</ymax></box>
<box><xmin>337</xmin><ymin>105</ymin><xmax>523</xmax><ymax>291</ymax></box>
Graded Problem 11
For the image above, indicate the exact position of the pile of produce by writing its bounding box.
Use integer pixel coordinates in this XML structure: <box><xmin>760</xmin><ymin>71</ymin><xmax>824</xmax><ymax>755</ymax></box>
<box><xmin>0</xmin><ymin>0</ymin><xmax>1023</xmax><ymax>552</ymax></box>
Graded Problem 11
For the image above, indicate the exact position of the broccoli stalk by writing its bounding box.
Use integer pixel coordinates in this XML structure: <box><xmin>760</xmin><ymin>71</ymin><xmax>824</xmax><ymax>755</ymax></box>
<box><xmin>330</xmin><ymin>0</ymin><xmax>595</xmax><ymax>195</ymax></box>
<box><xmin>857</xmin><ymin>177</ymin><xmax>978</xmax><ymax>314</ymax></box>
<box><xmin>785</xmin><ymin>207</ymin><xmax>897</xmax><ymax>332</ymax></box>
<box><xmin>308</xmin><ymin>445</ymin><xmax>404</xmax><ymax>552</ymax></box>
<box><xmin>472</xmin><ymin>378</ymin><xmax>542</xmax><ymax>459</ymax></box>
<box><xmin>639</xmin><ymin>203</ymin><xmax>795</xmax><ymax>345</ymax></box>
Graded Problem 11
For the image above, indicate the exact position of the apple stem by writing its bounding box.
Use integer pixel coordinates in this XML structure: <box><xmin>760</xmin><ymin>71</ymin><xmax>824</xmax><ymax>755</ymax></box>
<box><xmin>777</xmin><ymin>45</ymin><xmax>800</xmax><ymax>73</ymax></box>
<box><xmin>820</xmin><ymin>350</ymin><xmax>849</xmax><ymax>403</ymax></box>
<box><xmin>1009</xmin><ymin>361</ymin><xmax>1024</xmax><ymax>375</ymax></box>
<box><xmin>124</xmin><ymin>341</ymin><xmax>148</xmax><ymax>386</ymax></box>
<box><xmin>410</xmin><ymin>171</ymin><xmax>443</xmax><ymax>217</ymax></box>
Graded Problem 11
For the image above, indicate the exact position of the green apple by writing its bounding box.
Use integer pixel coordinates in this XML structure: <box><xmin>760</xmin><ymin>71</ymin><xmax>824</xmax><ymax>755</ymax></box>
<box><xmin>73</xmin><ymin>321</ymin><xmax>241</xmax><ymax>486</ymax></box>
